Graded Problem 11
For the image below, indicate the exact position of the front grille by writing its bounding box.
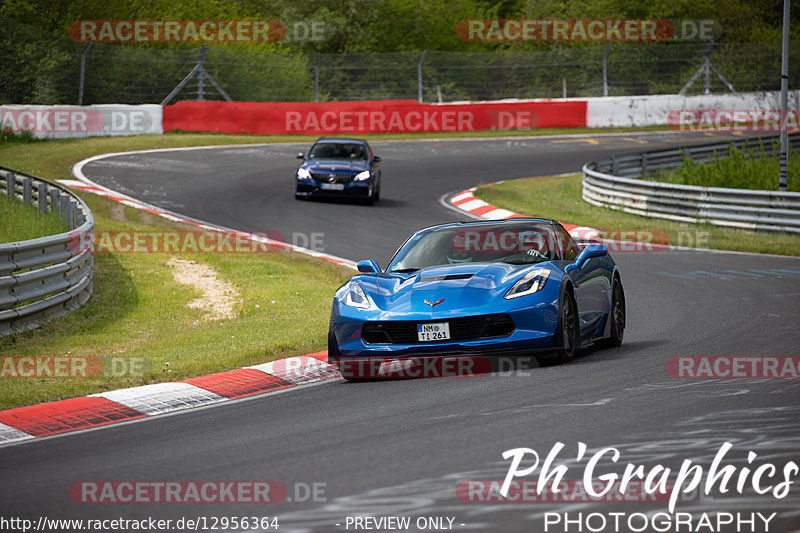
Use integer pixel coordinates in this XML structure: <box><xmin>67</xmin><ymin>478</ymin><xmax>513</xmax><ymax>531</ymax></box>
<box><xmin>362</xmin><ymin>313</ymin><xmax>515</xmax><ymax>344</ymax></box>
<box><xmin>311</xmin><ymin>172</ymin><xmax>354</xmax><ymax>183</ymax></box>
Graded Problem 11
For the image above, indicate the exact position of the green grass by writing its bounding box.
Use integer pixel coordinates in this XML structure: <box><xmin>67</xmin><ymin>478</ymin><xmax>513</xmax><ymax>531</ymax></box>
<box><xmin>651</xmin><ymin>142</ymin><xmax>799</xmax><ymax>192</ymax></box>
<box><xmin>0</xmin><ymin>135</ymin><xmax>355</xmax><ymax>410</ymax></box>
<box><xmin>0</xmin><ymin>197</ymin><xmax>67</xmax><ymax>242</ymax></box>
<box><xmin>476</xmin><ymin>173</ymin><xmax>800</xmax><ymax>256</ymax></box>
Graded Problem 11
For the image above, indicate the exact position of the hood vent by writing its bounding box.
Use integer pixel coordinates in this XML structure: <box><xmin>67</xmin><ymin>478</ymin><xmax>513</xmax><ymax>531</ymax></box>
<box><xmin>418</xmin><ymin>273</ymin><xmax>474</xmax><ymax>282</ymax></box>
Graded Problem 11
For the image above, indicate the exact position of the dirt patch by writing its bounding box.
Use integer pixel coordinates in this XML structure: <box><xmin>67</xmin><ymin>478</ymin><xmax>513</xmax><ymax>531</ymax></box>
<box><xmin>167</xmin><ymin>257</ymin><xmax>241</xmax><ymax>321</ymax></box>
<box><xmin>110</xmin><ymin>204</ymin><xmax>127</xmax><ymax>222</ymax></box>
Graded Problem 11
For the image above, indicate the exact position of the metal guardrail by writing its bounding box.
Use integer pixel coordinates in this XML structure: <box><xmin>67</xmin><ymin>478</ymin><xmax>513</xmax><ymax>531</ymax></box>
<box><xmin>0</xmin><ymin>166</ymin><xmax>93</xmax><ymax>336</ymax></box>
<box><xmin>582</xmin><ymin>133</ymin><xmax>800</xmax><ymax>234</ymax></box>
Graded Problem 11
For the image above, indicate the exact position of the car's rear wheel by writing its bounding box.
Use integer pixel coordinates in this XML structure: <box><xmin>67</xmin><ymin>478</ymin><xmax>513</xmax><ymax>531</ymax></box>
<box><xmin>555</xmin><ymin>289</ymin><xmax>578</xmax><ymax>364</ymax></box>
<box><xmin>600</xmin><ymin>277</ymin><xmax>625</xmax><ymax>348</ymax></box>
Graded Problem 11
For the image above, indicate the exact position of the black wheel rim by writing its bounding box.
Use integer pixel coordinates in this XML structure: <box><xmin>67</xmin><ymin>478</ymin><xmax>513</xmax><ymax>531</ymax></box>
<box><xmin>562</xmin><ymin>296</ymin><xmax>576</xmax><ymax>353</ymax></box>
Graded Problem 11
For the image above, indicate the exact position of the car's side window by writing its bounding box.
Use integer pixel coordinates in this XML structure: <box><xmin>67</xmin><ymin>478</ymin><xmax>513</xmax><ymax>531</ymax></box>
<box><xmin>558</xmin><ymin>225</ymin><xmax>580</xmax><ymax>261</ymax></box>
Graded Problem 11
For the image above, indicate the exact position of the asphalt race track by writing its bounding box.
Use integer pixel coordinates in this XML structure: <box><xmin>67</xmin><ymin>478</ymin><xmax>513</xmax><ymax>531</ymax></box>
<box><xmin>2</xmin><ymin>132</ymin><xmax>800</xmax><ymax>532</ymax></box>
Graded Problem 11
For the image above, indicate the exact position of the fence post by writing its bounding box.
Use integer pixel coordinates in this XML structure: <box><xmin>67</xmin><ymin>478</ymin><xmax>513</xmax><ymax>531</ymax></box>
<box><xmin>78</xmin><ymin>42</ymin><xmax>92</xmax><ymax>105</ymax></box>
<box><xmin>197</xmin><ymin>44</ymin><xmax>208</xmax><ymax>101</ymax></box>
<box><xmin>417</xmin><ymin>50</ymin><xmax>427</xmax><ymax>103</ymax></box>
<box><xmin>602</xmin><ymin>45</ymin><xmax>611</xmax><ymax>97</ymax></box>
<box><xmin>314</xmin><ymin>53</ymin><xmax>321</xmax><ymax>103</ymax></box>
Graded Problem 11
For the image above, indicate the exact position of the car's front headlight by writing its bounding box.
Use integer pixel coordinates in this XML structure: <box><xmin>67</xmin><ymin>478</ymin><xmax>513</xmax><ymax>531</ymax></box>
<box><xmin>297</xmin><ymin>168</ymin><xmax>311</xmax><ymax>180</ymax></box>
<box><xmin>353</xmin><ymin>170</ymin><xmax>371</xmax><ymax>182</ymax></box>
<box><xmin>343</xmin><ymin>282</ymin><xmax>373</xmax><ymax>309</ymax></box>
<box><xmin>504</xmin><ymin>268</ymin><xmax>551</xmax><ymax>299</ymax></box>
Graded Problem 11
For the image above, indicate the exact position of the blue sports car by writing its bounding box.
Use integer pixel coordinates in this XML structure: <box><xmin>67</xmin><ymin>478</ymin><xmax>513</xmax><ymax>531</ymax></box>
<box><xmin>328</xmin><ymin>218</ymin><xmax>625</xmax><ymax>379</ymax></box>
<box><xmin>295</xmin><ymin>138</ymin><xmax>382</xmax><ymax>204</ymax></box>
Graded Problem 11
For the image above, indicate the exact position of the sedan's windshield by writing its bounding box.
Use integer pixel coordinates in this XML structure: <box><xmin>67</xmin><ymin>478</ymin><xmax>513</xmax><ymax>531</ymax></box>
<box><xmin>387</xmin><ymin>222</ymin><xmax>561</xmax><ymax>273</ymax></box>
<box><xmin>308</xmin><ymin>142</ymin><xmax>367</xmax><ymax>161</ymax></box>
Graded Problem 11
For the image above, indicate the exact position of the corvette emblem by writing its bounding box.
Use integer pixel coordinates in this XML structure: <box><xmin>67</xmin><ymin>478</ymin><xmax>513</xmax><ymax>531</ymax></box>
<box><xmin>424</xmin><ymin>298</ymin><xmax>445</xmax><ymax>308</ymax></box>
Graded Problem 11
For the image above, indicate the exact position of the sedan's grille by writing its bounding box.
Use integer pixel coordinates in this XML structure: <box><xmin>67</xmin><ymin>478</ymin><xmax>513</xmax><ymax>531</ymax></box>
<box><xmin>311</xmin><ymin>172</ymin><xmax>354</xmax><ymax>183</ymax></box>
<box><xmin>362</xmin><ymin>313</ymin><xmax>515</xmax><ymax>344</ymax></box>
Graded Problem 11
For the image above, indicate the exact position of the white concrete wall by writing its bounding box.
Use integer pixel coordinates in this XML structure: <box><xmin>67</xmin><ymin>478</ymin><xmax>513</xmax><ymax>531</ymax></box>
<box><xmin>586</xmin><ymin>91</ymin><xmax>800</xmax><ymax>128</ymax></box>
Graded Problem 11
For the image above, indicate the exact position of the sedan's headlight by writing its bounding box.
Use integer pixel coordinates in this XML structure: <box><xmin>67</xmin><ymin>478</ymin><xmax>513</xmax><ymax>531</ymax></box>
<box><xmin>353</xmin><ymin>170</ymin><xmax>371</xmax><ymax>182</ymax></box>
<box><xmin>504</xmin><ymin>268</ymin><xmax>551</xmax><ymax>299</ymax></box>
<box><xmin>297</xmin><ymin>168</ymin><xmax>311</xmax><ymax>180</ymax></box>
<box><xmin>343</xmin><ymin>282</ymin><xmax>372</xmax><ymax>309</ymax></box>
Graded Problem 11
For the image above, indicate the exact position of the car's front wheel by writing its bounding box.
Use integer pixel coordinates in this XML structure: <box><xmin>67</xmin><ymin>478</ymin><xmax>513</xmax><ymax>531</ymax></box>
<box><xmin>555</xmin><ymin>289</ymin><xmax>578</xmax><ymax>364</ymax></box>
<box><xmin>600</xmin><ymin>277</ymin><xmax>625</xmax><ymax>348</ymax></box>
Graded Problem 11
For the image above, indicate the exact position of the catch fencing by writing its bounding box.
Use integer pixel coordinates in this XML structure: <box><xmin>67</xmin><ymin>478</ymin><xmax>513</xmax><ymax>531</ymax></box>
<box><xmin>1</xmin><ymin>16</ymin><xmax>798</xmax><ymax>105</ymax></box>
<box><xmin>0</xmin><ymin>167</ymin><xmax>93</xmax><ymax>335</ymax></box>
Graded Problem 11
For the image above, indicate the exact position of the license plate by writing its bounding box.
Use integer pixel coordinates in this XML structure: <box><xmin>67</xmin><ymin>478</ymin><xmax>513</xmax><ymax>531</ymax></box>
<box><xmin>417</xmin><ymin>322</ymin><xmax>450</xmax><ymax>342</ymax></box>
<box><xmin>321</xmin><ymin>183</ymin><xmax>344</xmax><ymax>191</ymax></box>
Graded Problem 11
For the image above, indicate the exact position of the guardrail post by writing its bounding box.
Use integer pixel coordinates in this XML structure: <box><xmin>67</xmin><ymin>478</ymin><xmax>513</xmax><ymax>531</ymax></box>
<box><xmin>59</xmin><ymin>193</ymin><xmax>68</xmax><ymax>223</ymax></box>
<box><xmin>22</xmin><ymin>177</ymin><xmax>32</xmax><ymax>205</ymax></box>
<box><xmin>37</xmin><ymin>182</ymin><xmax>48</xmax><ymax>214</ymax></box>
<box><xmin>67</xmin><ymin>200</ymin><xmax>76</xmax><ymax>230</ymax></box>
<box><xmin>5</xmin><ymin>173</ymin><xmax>14</xmax><ymax>201</ymax></box>
<box><xmin>49</xmin><ymin>188</ymin><xmax>60</xmax><ymax>214</ymax></box>
<box><xmin>641</xmin><ymin>153</ymin><xmax>648</xmax><ymax>176</ymax></box>
<box><xmin>611</xmin><ymin>156</ymin><xmax>619</xmax><ymax>175</ymax></box>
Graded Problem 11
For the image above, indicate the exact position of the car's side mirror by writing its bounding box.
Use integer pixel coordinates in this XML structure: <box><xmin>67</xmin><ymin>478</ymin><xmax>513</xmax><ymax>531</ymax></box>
<box><xmin>574</xmin><ymin>244</ymin><xmax>607</xmax><ymax>267</ymax></box>
<box><xmin>296</xmin><ymin>152</ymin><xmax>305</xmax><ymax>159</ymax></box>
<box><xmin>357</xmin><ymin>259</ymin><xmax>381</xmax><ymax>273</ymax></box>
<box><xmin>372</xmin><ymin>155</ymin><xmax>381</xmax><ymax>163</ymax></box>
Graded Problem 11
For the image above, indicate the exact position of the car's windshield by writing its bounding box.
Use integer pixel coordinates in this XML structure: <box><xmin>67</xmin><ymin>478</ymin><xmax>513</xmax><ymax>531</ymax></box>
<box><xmin>308</xmin><ymin>142</ymin><xmax>367</xmax><ymax>161</ymax></box>
<box><xmin>387</xmin><ymin>222</ymin><xmax>561</xmax><ymax>273</ymax></box>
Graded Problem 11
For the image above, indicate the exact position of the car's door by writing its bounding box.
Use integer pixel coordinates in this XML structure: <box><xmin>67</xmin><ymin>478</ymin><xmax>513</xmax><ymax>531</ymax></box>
<box><xmin>557</xmin><ymin>224</ymin><xmax>608</xmax><ymax>339</ymax></box>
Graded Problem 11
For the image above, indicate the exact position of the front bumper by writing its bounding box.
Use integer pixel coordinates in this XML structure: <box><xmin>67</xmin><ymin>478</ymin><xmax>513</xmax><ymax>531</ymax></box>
<box><xmin>329</xmin><ymin>303</ymin><xmax>560</xmax><ymax>362</ymax></box>
<box><xmin>296</xmin><ymin>177</ymin><xmax>372</xmax><ymax>198</ymax></box>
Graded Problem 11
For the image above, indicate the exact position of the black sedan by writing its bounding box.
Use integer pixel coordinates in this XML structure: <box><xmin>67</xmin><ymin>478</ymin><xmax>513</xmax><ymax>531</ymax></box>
<box><xmin>294</xmin><ymin>138</ymin><xmax>382</xmax><ymax>204</ymax></box>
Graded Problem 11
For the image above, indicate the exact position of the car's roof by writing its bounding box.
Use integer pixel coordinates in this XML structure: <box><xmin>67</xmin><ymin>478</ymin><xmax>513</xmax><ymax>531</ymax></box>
<box><xmin>418</xmin><ymin>218</ymin><xmax>559</xmax><ymax>232</ymax></box>
<box><xmin>314</xmin><ymin>137</ymin><xmax>368</xmax><ymax>144</ymax></box>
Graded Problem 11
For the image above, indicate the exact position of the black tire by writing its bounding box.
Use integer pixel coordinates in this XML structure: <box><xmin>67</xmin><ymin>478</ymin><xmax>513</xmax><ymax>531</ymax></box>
<box><xmin>600</xmin><ymin>277</ymin><xmax>625</xmax><ymax>348</ymax></box>
<box><xmin>555</xmin><ymin>289</ymin><xmax>579</xmax><ymax>364</ymax></box>
<box><xmin>374</xmin><ymin>182</ymin><xmax>381</xmax><ymax>201</ymax></box>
